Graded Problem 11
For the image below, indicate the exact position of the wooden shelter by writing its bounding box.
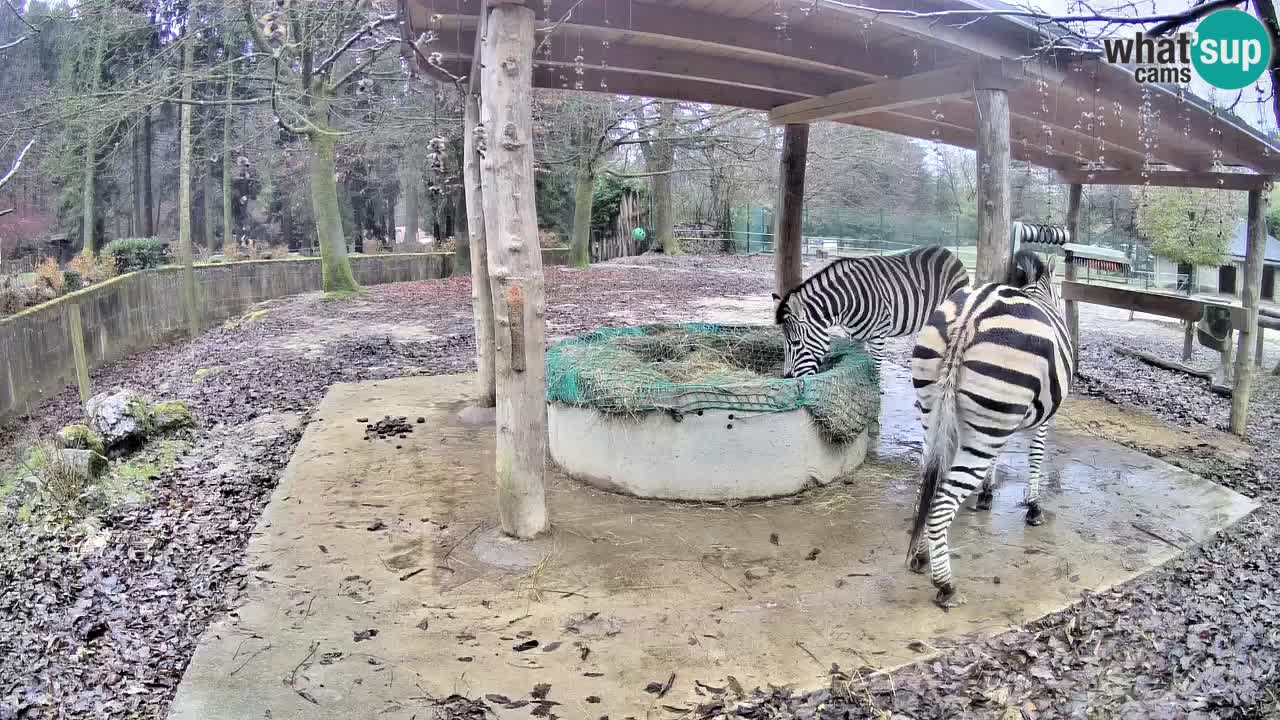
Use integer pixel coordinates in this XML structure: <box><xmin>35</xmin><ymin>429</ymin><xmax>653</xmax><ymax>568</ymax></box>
<box><xmin>407</xmin><ymin>0</ymin><xmax>1280</xmax><ymax>536</ymax></box>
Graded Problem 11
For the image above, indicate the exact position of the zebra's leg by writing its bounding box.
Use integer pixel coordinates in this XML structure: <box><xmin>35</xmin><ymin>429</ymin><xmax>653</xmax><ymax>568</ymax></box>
<box><xmin>1024</xmin><ymin>424</ymin><xmax>1049</xmax><ymax>526</ymax></box>
<box><xmin>975</xmin><ymin>465</ymin><xmax>996</xmax><ymax>510</ymax></box>
<box><xmin>928</xmin><ymin>450</ymin><xmax>997</xmax><ymax>609</ymax></box>
<box><xmin>865</xmin><ymin>336</ymin><xmax>885</xmax><ymax>375</ymax></box>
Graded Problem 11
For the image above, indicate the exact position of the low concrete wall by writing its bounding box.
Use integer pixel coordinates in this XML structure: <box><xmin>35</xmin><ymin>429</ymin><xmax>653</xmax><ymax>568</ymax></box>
<box><xmin>1</xmin><ymin>250</ymin><xmax>569</xmax><ymax>420</ymax></box>
<box><xmin>548</xmin><ymin>405</ymin><xmax>868</xmax><ymax>501</ymax></box>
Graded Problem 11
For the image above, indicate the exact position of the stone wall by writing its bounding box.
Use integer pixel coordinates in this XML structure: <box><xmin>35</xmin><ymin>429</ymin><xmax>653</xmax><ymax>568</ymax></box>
<box><xmin>0</xmin><ymin>250</ymin><xmax>569</xmax><ymax>420</ymax></box>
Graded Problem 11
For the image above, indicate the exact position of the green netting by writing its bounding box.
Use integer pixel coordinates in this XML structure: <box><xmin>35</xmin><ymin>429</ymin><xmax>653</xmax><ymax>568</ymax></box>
<box><xmin>545</xmin><ymin>323</ymin><xmax>881</xmax><ymax>442</ymax></box>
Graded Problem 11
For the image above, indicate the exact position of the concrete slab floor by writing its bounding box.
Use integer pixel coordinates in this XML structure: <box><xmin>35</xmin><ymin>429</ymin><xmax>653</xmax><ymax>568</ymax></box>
<box><xmin>169</xmin><ymin>367</ymin><xmax>1256</xmax><ymax>720</ymax></box>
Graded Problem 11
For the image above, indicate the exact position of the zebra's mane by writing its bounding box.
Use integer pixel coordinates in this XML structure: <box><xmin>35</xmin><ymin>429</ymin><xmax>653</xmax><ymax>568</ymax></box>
<box><xmin>774</xmin><ymin>256</ymin><xmax>862</xmax><ymax>324</ymax></box>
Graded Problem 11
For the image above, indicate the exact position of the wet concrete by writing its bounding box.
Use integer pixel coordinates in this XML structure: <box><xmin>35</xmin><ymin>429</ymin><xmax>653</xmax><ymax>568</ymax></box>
<box><xmin>169</xmin><ymin>370</ymin><xmax>1256</xmax><ymax>720</ymax></box>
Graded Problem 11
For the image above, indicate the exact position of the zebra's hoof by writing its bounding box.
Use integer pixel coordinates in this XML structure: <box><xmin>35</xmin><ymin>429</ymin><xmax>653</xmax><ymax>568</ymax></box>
<box><xmin>1025</xmin><ymin>503</ymin><xmax>1045</xmax><ymax>526</ymax></box>
<box><xmin>934</xmin><ymin>585</ymin><xmax>966</xmax><ymax>609</ymax></box>
<box><xmin>908</xmin><ymin>552</ymin><xmax>928</xmax><ymax>574</ymax></box>
<box><xmin>975</xmin><ymin>491</ymin><xmax>994</xmax><ymax>511</ymax></box>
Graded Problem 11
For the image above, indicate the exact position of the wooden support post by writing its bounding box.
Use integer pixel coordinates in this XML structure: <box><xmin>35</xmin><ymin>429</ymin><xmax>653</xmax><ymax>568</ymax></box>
<box><xmin>1183</xmin><ymin>321</ymin><xmax>1195</xmax><ymax>361</ymax></box>
<box><xmin>775</xmin><ymin>123</ymin><xmax>809</xmax><ymax>295</ymax></box>
<box><xmin>1230</xmin><ymin>188</ymin><xmax>1268</xmax><ymax>435</ymax></box>
<box><xmin>479</xmin><ymin>2</ymin><xmax>548</xmax><ymax>539</ymax></box>
<box><xmin>1064</xmin><ymin>184</ymin><xmax>1082</xmax><ymax>373</ymax></box>
<box><xmin>67</xmin><ymin>302</ymin><xmax>91</xmax><ymax>408</ymax></box>
<box><xmin>974</xmin><ymin>86</ymin><xmax>1011</xmax><ymax>285</ymax></box>
<box><xmin>1258</xmin><ymin>328</ymin><xmax>1266</xmax><ymax>367</ymax></box>
<box><xmin>464</xmin><ymin>18</ymin><xmax>496</xmax><ymax>408</ymax></box>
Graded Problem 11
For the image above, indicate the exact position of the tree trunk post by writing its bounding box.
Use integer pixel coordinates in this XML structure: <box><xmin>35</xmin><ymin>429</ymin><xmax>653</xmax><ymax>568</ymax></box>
<box><xmin>68</xmin><ymin>302</ymin><xmax>91</xmax><ymax>408</ymax></box>
<box><xmin>570</xmin><ymin>137</ymin><xmax>595</xmax><ymax>269</ymax></box>
<box><xmin>143</xmin><ymin>110</ymin><xmax>155</xmax><ymax>237</ymax></box>
<box><xmin>178</xmin><ymin>33</ymin><xmax>199</xmax><ymax>339</ymax></box>
<box><xmin>1064</xmin><ymin>183</ymin><xmax>1082</xmax><ymax>373</ymax></box>
<box><xmin>775</xmin><ymin>123</ymin><xmax>809</xmax><ymax>296</ymax></box>
<box><xmin>1183</xmin><ymin>321</ymin><xmax>1195</xmax><ymax>361</ymax></box>
<box><xmin>81</xmin><ymin>28</ymin><xmax>107</xmax><ymax>256</ymax></box>
<box><xmin>222</xmin><ymin>62</ymin><xmax>235</xmax><ymax>254</ymax></box>
<box><xmin>479</xmin><ymin>2</ymin><xmax>548</xmax><ymax>539</ymax></box>
<box><xmin>401</xmin><ymin>161</ymin><xmax>420</xmax><ymax>253</ymax></box>
<box><xmin>307</xmin><ymin>90</ymin><xmax>360</xmax><ymax>295</ymax></box>
<box><xmin>1230</xmin><ymin>187</ymin><xmax>1268</xmax><ymax>435</ymax></box>
<box><xmin>974</xmin><ymin>86</ymin><xmax>1011</xmax><ymax>285</ymax></box>
<box><xmin>651</xmin><ymin>101</ymin><xmax>677</xmax><ymax>254</ymax></box>
<box><xmin>464</xmin><ymin>90</ymin><xmax>497</xmax><ymax>408</ymax></box>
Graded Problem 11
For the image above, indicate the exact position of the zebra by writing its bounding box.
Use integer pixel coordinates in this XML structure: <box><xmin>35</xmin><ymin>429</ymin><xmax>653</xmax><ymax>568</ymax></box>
<box><xmin>772</xmin><ymin>245</ymin><xmax>969</xmax><ymax>378</ymax></box>
<box><xmin>907</xmin><ymin>248</ymin><xmax>1074</xmax><ymax>609</ymax></box>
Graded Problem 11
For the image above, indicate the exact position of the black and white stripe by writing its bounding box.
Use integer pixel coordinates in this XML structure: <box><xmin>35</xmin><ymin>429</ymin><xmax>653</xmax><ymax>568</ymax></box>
<box><xmin>907</xmin><ymin>249</ymin><xmax>1074</xmax><ymax>609</ymax></box>
<box><xmin>772</xmin><ymin>246</ymin><xmax>969</xmax><ymax>378</ymax></box>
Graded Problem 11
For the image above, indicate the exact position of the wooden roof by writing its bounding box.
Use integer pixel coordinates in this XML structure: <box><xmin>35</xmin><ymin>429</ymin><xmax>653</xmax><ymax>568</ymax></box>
<box><xmin>407</xmin><ymin>0</ymin><xmax>1280</xmax><ymax>177</ymax></box>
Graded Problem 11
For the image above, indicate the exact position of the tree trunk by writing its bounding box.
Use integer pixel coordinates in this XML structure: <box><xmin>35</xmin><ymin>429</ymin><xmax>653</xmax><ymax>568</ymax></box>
<box><xmin>651</xmin><ymin>101</ymin><xmax>676</xmax><ymax>254</ymax></box>
<box><xmin>464</xmin><ymin>92</ymin><xmax>495</xmax><ymax>406</ymax></box>
<box><xmin>222</xmin><ymin>61</ymin><xmax>235</xmax><ymax>254</ymax></box>
<box><xmin>774</xmin><ymin>123</ymin><xmax>809</xmax><ymax>295</ymax></box>
<box><xmin>143</xmin><ymin>110</ymin><xmax>155</xmax><ymax>237</ymax></box>
<box><xmin>402</xmin><ymin>162</ymin><xmax>419</xmax><ymax>253</ymax></box>
<box><xmin>81</xmin><ymin>28</ymin><xmax>108</xmax><ymax>256</ymax></box>
<box><xmin>308</xmin><ymin>91</ymin><xmax>359</xmax><ymax>294</ymax></box>
<box><xmin>202</xmin><ymin>156</ymin><xmax>215</xmax><ymax>255</ymax></box>
<box><xmin>454</xmin><ymin>186</ymin><xmax>470</xmax><ymax>271</ymax></box>
<box><xmin>1064</xmin><ymin>184</ymin><xmax>1082</xmax><ymax>373</ymax></box>
<box><xmin>1230</xmin><ymin>188</ymin><xmax>1268</xmax><ymax>435</ymax></box>
<box><xmin>974</xmin><ymin>87</ymin><xmax>1011</xmax><ymax>285</ymax></box>
<box><xmin>179</xmin><ymin>33</ymin><xmax>199</xmax><ymax>338</ymax></box>
<box><xmin>570</xmin><ymin>155</ymin><xmax>594</xmax><ymax>268</ymax></box>
<box><xmin>479</xmin><ymin>4</ymin><xmax>547</xmax><ymax>538</ymax></box>
<box><xmin>132</xmin><ymin>122</ymin><xmax>143</xmax><ymax>236</ymax></box>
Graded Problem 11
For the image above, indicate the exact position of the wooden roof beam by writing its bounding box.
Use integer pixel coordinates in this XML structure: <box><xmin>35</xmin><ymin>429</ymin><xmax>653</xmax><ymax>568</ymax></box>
<box><xmin>767</xmin><ymin>60</ymin><xmax>1022</xmax><ymax>126</ymax></box>
<box><xmin>434</xmin><ymin>30</ymin><xmax>853</xmax><ymax>99</ymax></box>
<box><xmin>846</xmin><ymin>111</ymin><xmax>1083</xmax><ymax>171</ymax></box>
<box><xmin>432</xmin><ymin>0</ymin><xmax>920</xmax><ymax>81</ymax></box>
<box><xmin>1057</xmin><ymin>169</ymin><xmax>1274</xmax><ymax>191</ymax></box>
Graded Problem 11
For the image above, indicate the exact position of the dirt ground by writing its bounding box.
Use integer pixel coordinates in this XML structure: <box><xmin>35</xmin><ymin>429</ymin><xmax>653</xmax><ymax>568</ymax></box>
<box><xmin>2</xmin><ymin>254</ymin><xmax>1279</xmax><ymax>719</ymax></box>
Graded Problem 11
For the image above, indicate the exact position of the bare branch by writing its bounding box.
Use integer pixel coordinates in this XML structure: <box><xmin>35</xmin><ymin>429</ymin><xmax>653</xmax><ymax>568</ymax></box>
<box><xmin>823</xmin><ymin>0</ymin><xmax>1242</xmax><ymax>31</ymax></box>
<box><xmin>0</xmin><ymin>138</ymin><xmax>34</xmax><ymax>190</ymax></box>
<box><xmin>314</xmin><ymin>13</ymin><xmax>397</xmax><ymax>77</ymax></box>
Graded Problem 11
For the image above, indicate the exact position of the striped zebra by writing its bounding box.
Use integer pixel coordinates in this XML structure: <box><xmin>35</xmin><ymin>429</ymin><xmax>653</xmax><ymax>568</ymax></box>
<box><xmin>772</xmin><ymin>246</ymin><xmax>969</xmax><ymax>378</ymax></box>
<box><xmin>907</xmin><ymin>249</ymin><xmax>1074</xmax><ymax>609</ymax></box>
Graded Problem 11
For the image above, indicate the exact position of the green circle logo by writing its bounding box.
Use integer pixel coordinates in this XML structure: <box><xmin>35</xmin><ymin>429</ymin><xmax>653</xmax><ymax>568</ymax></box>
<box><xmin>1193</xmin><ymin>9</ymin><xmax>1273</xmax><ymax>90</ymax></box>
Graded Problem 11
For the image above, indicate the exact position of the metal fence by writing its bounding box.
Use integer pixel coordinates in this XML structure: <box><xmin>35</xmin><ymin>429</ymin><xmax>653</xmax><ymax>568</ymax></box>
<box><xmin>728</xmin><ymin>205</ymin><xmax>1161</xmax><ymax>284</ymax></box>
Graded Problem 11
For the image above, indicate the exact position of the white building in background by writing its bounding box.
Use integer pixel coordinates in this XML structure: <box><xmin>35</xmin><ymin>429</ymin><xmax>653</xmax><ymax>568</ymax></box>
<box><xmin>1152</xmin><ymin>220</ymin><xmax>1280</xmax><ymax>302</ymax></box>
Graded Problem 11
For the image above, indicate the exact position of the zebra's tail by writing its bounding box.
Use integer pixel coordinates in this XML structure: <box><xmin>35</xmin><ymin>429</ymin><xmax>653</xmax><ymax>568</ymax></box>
<box><xmin>907</xmin><ymin>315</ymin><xmax>971</xmax><ymax>566</ymax></box>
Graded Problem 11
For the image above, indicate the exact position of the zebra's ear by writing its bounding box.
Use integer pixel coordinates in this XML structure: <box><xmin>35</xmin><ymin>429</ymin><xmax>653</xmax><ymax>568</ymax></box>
<box><xmin>771</xmin><ymin>293</ymin><xmax>781</xmax><ymax>302</ymax></box>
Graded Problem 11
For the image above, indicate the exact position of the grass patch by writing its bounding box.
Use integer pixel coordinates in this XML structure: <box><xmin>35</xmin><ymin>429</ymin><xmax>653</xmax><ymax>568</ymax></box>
<box><xmin>194</xmin><ymin>366</ymin><xmax>227</xmax><ymax>382</ymax></box>
<box><xmin>102</xmin><ymin>438</ymin><xmax>190</xmax><ymax>506</ymax></box>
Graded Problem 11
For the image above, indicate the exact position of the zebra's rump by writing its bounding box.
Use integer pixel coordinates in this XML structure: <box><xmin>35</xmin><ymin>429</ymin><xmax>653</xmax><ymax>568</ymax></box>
<box><xmin>912</xmin><ymin>281</ymin><xmax>1071</xmax><ymax>430</ymax></box>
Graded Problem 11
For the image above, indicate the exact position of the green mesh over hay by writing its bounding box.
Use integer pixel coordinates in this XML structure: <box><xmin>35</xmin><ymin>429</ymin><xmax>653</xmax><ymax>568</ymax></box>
<box><xmin>545</xmin><ymin>323</ymin><xmax>881</xmax><ymax>442</ymax></box>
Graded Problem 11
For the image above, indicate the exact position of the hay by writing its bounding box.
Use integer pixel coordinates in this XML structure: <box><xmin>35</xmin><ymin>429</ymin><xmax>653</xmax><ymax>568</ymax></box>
<box><xmin>545</xmin><ymin>323</ymin><xmax>880</xmax><ymax>442</ymax></box>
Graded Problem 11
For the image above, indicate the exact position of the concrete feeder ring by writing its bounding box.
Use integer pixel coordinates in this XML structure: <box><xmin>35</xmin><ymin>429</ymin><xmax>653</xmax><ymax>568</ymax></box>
<box><xmin>545</xmin><ymin>323</ymin><xmax>881</xmax><ymax>501</ymax></box>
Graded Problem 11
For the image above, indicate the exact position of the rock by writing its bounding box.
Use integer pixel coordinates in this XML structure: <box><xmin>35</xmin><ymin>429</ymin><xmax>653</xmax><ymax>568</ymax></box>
<box><xmin>58</xmin><ymin>449</ymin><xmax>107</xmax><ymax>480</ymax></box>
<box><xmin>56</xmin><ymin>424</ymin><xmax>106</xmax><ymax>456</ymax></box>
<box><xmin>153</xmin><ymin>400</ymin><xmax>195</xmax><ymax>431</ymax></box>
<box><xmin>85</xmin><ymin>389</ymin><xmax>151</xmax><ymax>450</ymax></box>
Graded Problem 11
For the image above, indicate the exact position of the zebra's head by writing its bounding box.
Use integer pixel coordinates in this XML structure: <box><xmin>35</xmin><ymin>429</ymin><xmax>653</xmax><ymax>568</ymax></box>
<box><xmin>773</xmin><ymin>291</ymin><xmax>829</xmax><ymax>378</ymax></box>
